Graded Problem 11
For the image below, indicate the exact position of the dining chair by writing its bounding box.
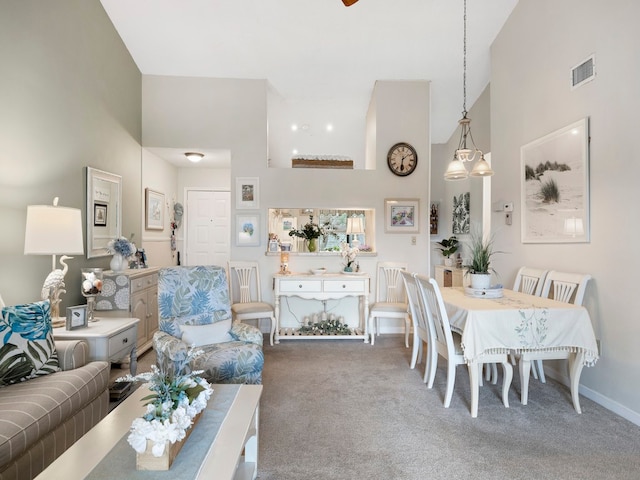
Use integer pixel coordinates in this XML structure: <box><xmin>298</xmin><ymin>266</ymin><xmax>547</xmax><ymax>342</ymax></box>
<box><xmin>511</xmin><ymin>267</ymin><xmax>548</xmax><ymax>380</ymax></box>
<box><xmin>518</xmin><ymin>270</ymin><xmax>591</xmax><ymax>404</ymax></box>
<box><xmin>368</xmin><ymin>262</ymin><xmax>410</xmax><ymax>347</ymax></box>
<box><xmin>227</xmin><ymin>261</ymin><xmax>276</xmax><ymax>346</ymax></box>
<box><xmin>416</xmin><ymin>276</ymin><xmax>512</xmax><ymax>413</ymax></box>
<box><xmin>400</xmin><ymin>271</ymin><xmax>434</xmax><ymax>383</ymax></box>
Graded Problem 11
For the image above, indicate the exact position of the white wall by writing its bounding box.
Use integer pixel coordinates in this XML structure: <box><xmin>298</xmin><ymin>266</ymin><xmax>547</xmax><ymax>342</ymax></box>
<box><xmin>141</xmin><ymin>149</ymin><xmax>179</xmax><ymax>266</ymax></box>
<box><xmin>491</xmin><ymin>0</ymin><xmax>640</xmax><ymax>422</ymax></box>
<box><xmin>0</xmin><ymin>0</ymin><xmax>142</xmax><ymax>307</ymax></box>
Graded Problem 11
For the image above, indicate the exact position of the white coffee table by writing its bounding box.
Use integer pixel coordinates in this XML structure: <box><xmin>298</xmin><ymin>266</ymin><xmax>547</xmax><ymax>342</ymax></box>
<box><xmin>53</xmin><ymin>316</ymin><xmax>139</xmax><ymax>374</ymax></box>
<box><xmin>35</xmin><ymin>383</ymin><xmax>262</xmax><ymax>480</ymax></box>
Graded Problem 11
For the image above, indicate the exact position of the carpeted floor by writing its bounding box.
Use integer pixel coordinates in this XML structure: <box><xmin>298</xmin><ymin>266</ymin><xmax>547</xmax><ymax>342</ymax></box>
<box><xmin>258</xmin><ymin>335</ymin><xmax>640</xmax><ymax>480</ymax></box>
<box><xmin>112</xmin><ymin>336</ymin><xmax>640</xmax><ymax>479</ymax></box>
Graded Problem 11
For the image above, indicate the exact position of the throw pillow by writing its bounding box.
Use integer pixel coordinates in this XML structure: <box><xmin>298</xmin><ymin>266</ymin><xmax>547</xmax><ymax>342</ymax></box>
<box><xmin>179</xmin><ymin>319</ymin><xmax>233</xmax><ymax>347</ymax></box>
<box><xmin>0</xmin><ymin>300</ymin><xmax>60</xmax><ymax>386</ymax></box>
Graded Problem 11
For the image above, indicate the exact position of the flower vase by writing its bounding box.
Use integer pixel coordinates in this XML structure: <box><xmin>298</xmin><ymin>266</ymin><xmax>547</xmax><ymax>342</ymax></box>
<box><xmin>110</xmin><ymin>253</ymin><xmax>125</xmax><ymax>273</ymax></box>
<box><xmin>306</xmin><ymin>238</ymin><xmax>317</xmax><ymax>253</ymax></box>
<box><xmin>136</xmin><ymin>411</ymin><xmax>203</xmax><ymax>471</ymax></box>
<box><xmin>344</xmin><ymin>265</ymin><xmax>353</xmax><ymax>272</ymax></box>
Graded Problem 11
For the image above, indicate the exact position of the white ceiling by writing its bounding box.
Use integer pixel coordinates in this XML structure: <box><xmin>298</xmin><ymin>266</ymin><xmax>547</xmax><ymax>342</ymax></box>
<box><xmin>101</xmin><ymin>0</ymin><xmax>518</xmax><ymax>166</ymax></box>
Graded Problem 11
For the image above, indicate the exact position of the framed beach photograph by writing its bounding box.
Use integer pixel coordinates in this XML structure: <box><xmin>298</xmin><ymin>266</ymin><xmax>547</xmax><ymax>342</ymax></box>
<box><xmin>93</xmin><ymin>203</ymin><xmax>107</xmax><ymax>227</ymax></box>
<box><xmin>66</xmin><ymin>305</ymin><xmax>88</xmax><ymax>330</ymax></box>
<box><xmin>236</xmin><ymin>214</ymin><xmax>260</xmax><ymax>246</ymax></box>
<box><xmin>145</xmin><ymin>188</ymin><xmax>164</xmax><ymax>230</ymax></box>
<box><xmin>521</xmin><ymin>117</ymin><xmax>590</xmax><ymax>243</ymax></box>
<box><xmin>236</xmin><ymin>177</ymin><xmax>259</xmax><ymax>209</ymax></box>
<box><xmin>384</xmin><ymin>198</ymin><xmax>420</xmax><ymax>233</ymax></box>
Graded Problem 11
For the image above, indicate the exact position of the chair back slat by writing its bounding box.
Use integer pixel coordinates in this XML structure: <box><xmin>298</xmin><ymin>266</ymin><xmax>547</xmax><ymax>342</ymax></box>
<box><xmin>376</xmin><ymin>262</ymin><xmax>408</xmax><ymax>303</ymax></box>
<box><xmin>540</xmin><ymin>270</ymin><xmax>591</xmax><ymax>306</ymax></box>
<box><xmin>228</xmin><ymin>261</ymin><xmax>263</xmax><ymax>304</ymax></box>
<box><xmin>513</xmin><ymin>267</ymin><xmax>548</xmax><ymax>296</ymax></box>
<box><xmin>415</xmin><ymin>275</ymin><xmax>455</xmax><ymax>354</ymax></box>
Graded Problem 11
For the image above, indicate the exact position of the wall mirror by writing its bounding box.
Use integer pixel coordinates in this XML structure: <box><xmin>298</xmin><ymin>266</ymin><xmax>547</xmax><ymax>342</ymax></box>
<box><xmin>86</xmin><ymin>167</ymin><xmax>122</xmax><ymax>258</ymax></box>
<box><xmin>268</xmin><ymin>208</ymin><xmax>375</xmax><ymax>253</ymax></box>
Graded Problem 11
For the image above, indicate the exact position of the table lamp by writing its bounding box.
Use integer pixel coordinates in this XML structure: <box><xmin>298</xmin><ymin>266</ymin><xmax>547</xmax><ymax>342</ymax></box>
<box><xmin>24</xmin><ymin>197</ymin><xmax>84</xmax><ymax>327</ymax></box>
<box><xmin>346</xmin><ymin>216</ymin><xmax>364</xmax><ymax>248</ymax></box>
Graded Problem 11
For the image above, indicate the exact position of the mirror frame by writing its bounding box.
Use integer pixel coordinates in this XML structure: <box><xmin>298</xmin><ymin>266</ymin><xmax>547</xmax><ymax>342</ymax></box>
<box><xmin>86</xmin><ymin>167</ymin><xmax>122</xmax><ymax>258</ymax></box>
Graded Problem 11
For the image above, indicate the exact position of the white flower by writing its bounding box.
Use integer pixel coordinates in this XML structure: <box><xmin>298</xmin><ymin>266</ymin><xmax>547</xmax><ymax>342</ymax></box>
<box><xmin>340</xmin><ymin>242</ymin><xmax>359</xmax><ymax>267</ymax></box>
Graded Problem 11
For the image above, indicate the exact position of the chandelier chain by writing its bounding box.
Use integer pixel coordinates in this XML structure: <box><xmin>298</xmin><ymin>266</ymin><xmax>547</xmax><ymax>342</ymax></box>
<box><xmin>462</xmin><ymin>0</ymin><xmax>467</xmax><ymax>116</ymax></box>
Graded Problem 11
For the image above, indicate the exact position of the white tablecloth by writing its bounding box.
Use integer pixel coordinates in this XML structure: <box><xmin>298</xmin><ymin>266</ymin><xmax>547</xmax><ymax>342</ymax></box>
<box><xmin>441</xmin><ymin>287</ymin><xmax>598</xmax><ymax>366</ymax></box>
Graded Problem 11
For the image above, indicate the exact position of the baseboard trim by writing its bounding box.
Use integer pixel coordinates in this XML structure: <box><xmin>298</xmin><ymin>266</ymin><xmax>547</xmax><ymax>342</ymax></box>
<box><xmin>542</xmin><ymin>365</ymin><xmax>640</xmax><ymax>426</ymax></box>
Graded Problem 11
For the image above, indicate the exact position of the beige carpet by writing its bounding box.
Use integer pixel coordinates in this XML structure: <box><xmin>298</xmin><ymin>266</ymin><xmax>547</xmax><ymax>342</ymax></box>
<box><xmin>110</xmin><ymin>337</ymin><xmax>640</xmax><ymax>479</ymax></box>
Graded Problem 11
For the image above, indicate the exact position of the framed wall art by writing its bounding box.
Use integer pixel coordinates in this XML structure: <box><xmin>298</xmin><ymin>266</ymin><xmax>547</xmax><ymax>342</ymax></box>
<box><xmin>236</xmin><ymin>177</ymin><xmax>259</xmax><ymax>209</ymax></box>
<box><xmin>236</xmin><ymin>214</ymin><xmax>260</xmax><ymax>246</ymax></box>
<box><xmin>93</xmin><ymin>203</ymin><xmax>107</xmax><ymax>227</ymax></box>
<box><xmin>145</xmin><ymin>188</ymin><xmax>164</xmax><ymax>230</ymax></box>
<box><xmin>452</xmin><ymin>192</ymin><xmax>470</xmax><ymax>234</ymax></box>
<box><xmin>521</xmin><ymin>117</ymin><xmax>590</xmax><ymax>243</ymax></box>
<box><xmin>384</xmin><ymin>198</ymin><xmax>419</xmax><ymax>233</ymax></box>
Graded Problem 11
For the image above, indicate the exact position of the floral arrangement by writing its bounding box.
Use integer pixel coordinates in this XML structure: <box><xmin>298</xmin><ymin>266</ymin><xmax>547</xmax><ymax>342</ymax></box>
<box><xmin>299</xmin><ymin>317</ymin><xmax>352</xmax><ymax>335</ymax></box>
<box><xmin>288</xmin><ymin>215</ymin><xmax>324</xmax><ymax>240</ymax></box>
<box><xmin>107</xmin><ymin>236</ymin><xmax>136</xmax><ymax>258</ymax></box>
<box><xmin>118</xmin><ymin>346</ymin><xmax>213</xmax><ymax>457</ymax></box>
<box><xmin>341</xmin><ymin>242</ymin><xmax>359</xmax><ymax>270</ymax></box>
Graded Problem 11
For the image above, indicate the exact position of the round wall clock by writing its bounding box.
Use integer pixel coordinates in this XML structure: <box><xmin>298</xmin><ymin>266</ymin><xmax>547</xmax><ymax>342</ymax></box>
<box><xmin>387</xmin><ymin>142</ymin><xmax>418</xmax><ymax>176</ymax></box>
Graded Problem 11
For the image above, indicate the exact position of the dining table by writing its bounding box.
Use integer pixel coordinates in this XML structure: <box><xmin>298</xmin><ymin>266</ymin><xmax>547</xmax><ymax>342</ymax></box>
<box><xmin>440</xmin><ymin>287</ymin><xmax>599</xmax><ymax>415</ymax></box>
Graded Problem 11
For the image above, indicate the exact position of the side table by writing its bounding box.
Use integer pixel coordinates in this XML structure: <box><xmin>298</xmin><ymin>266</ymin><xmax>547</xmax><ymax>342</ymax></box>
<box><xmin>53</xmin><ymin>317</ymin><xmax>140</xmax><ymax>375</ymax></box>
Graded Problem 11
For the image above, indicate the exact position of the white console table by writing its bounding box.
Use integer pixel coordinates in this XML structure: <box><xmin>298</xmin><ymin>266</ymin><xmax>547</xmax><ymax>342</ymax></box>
<box><xmin>273</xmin><ymin>272</ymin><xmax>370</xmax><ymax>343</ymax></box>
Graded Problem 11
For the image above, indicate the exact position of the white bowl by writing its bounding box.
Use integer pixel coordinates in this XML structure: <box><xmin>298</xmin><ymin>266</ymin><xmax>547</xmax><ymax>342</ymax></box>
<box><xmin>310</xmin><ymin>268</ymin><xmax>327</xmax><ymax>275</ymax></box>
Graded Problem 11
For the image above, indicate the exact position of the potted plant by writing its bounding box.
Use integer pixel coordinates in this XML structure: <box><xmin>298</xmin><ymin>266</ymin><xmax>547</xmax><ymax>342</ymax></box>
<box><xmin>435</xmin><ymin>236</ymin><xmax>459</xmax><ymax>266</ymax></box>
<box><xmin>288</xmin><ymin>215</ymin><xmax>324</xmax><ymax>252</ymax></box>
<box><xmin>464</xmin><ymin>231</ymin><xmax>500</xmax><ymax>289</ymax></box>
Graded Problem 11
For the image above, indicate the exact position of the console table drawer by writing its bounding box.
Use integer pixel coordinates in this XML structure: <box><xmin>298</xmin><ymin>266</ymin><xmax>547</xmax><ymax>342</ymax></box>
<box><xmin>131</xmin><ymin>272</ymin><xmax>158</xmax><ymax>294</ymax></box>
<box><xmin>323</xmin><ymin>280</ymin><xmax>366</xmax><ymax>293</ymax></box>
<box><xmin>279</xmin><ymin>280</ymin><xmax>322</xmax><ymax>292</ymax></box>
<box><xmin>108</xmin><ymin>327</ymin><xmax>136</xmax><ymax>359</ymax></box>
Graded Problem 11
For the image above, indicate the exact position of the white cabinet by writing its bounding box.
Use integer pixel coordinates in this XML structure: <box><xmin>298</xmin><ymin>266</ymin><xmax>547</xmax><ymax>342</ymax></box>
<box><xmin>95</xmin><ymin>267</ymin><xmax>159</xmax><ymax>355</ymax></box>
<box><xmin>434</xmin><ymin>265</ymin><xmax>464</xmax><ymax>288</ymax></box>
<box><xmin>273</xmin><ymin>273</ymin><xmax>370</xmax><ymax>342</ymax></box>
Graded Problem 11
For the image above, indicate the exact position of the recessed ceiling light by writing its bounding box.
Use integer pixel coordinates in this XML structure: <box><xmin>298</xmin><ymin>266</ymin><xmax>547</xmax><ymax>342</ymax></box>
<box><xmin>184</xmin><ymin>152</ymin><xmax>204</xmax><ymax>163</ymax></box>
<box><xmin>326</xmin><ymin>124</ymin><xmax>334</xmax><ymax>132</ymax></box>
<box><xmin>291</xmin><ymin>124</ymin><xmax>298</xmax><ymax>131</ymax></box>
<box><xmin>292</xmin><ymin>149</ymin><xmax>298</xmax><ymax>155</ymax></box>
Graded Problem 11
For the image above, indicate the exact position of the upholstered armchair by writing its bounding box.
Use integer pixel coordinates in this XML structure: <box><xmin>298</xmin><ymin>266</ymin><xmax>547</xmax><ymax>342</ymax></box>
<box><xmin>152</xmin><ymin>265</ymin><xmax>264</xmax><ymax>384</ymax></box>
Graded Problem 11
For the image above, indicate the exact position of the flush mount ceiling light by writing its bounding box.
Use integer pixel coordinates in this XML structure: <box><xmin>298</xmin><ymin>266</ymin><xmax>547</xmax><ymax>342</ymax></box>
<box><xmin>184</xmin><ymin>152</ymin><xmax>204</xmax><ymax>163</ymax></box>
<box><xmin>444</xmin><ymin>0</ymin><xmax>494</xmax><ymax>181</ymax></box>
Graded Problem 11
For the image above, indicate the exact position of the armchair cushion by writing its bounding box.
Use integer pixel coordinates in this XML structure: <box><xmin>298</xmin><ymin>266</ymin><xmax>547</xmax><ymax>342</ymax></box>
<box><xmin>180</xmin><ymin>319</ymin><xmax>234</xmax><ymax>346</ymax></box>
<box><xmin>153</xmin><ymin>331</ymin><xmax>264</xmax><ymax>384</ymax></box>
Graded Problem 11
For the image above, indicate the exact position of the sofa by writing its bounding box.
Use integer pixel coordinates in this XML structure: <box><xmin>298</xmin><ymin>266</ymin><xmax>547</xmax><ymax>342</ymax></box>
<box><xmin>153</xmin><ymin>265</ymin><xmax>264</xmax><ymax>384</ymax></box>
<box><xmin>0</xmin><ymin>300</ymin><xmax>110</xmax><ymax>480</ymax></box>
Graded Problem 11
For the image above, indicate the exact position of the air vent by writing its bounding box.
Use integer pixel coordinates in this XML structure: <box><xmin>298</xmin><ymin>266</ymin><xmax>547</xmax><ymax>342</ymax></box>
<box><xmin>571</xmin><ymin>55</ymin><xmax>595</xmax><ymax>90</ymax></box>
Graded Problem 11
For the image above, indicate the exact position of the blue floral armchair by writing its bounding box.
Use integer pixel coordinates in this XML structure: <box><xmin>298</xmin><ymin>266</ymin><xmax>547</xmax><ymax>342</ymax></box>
<box><xmin>153</xmin><ymin>265</ymin><xmax>264</xmax><ymax>384</ymax></box>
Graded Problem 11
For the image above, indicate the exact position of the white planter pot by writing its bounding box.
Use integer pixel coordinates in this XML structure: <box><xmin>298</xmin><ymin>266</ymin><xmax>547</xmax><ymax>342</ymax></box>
<box><xmin>443</xmin><ymin>257</ymin><xmax>454</xmax><ymax>267</ymax></box>
<box><xmin>469</xmin><ymin>273</ymin><xmax>491</xmax><ymax>289</ymax></box>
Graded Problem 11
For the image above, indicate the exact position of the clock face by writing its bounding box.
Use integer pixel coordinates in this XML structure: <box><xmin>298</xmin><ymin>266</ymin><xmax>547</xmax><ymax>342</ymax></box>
<box><xmin>387</xmin><ymin>143</ymin><xmax>418</xmax><ymax>176</ymax></box>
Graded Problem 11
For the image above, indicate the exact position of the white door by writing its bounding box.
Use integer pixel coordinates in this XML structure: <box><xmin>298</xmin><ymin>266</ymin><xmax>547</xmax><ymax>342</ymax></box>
<box><xmin>185</xmin><ymin>190</ymin><xmax>230</xmax><ymax>267</ymax></box>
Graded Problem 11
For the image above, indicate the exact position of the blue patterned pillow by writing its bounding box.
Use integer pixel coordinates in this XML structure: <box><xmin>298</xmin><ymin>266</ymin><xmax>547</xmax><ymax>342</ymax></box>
<box><xmin>0</xmin><ymin>300</ymin><xmax>60</xmax><ymax>386</ymax></box>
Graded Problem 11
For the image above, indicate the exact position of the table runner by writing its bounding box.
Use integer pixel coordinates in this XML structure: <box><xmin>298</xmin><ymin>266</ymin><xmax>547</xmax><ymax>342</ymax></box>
<box><xmin>86</xmin><ymin>384</ymin><xmax>240</xmax><ymax>480</ymax></box>
<box><xmin>441</xmin><ymin>287</ymin><xmax>598</xmax><ymax>365</ymax></box>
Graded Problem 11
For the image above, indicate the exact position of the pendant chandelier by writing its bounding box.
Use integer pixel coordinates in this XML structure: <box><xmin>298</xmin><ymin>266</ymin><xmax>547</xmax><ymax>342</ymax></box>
<box><xmin>444</xmin><ymin>0</ymin><xmax>494</xmax><ymax>181</ymax></box>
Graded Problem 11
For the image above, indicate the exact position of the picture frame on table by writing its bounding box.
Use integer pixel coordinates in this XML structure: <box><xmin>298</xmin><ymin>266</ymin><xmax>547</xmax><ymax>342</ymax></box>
<box><xmin>236</xmin><ymin>214</ymin><xmax>260</xmax><ymax>246</ymax></box>
<box><xmin>236</xmin><ymin>177</ymin><xmax>259</xmax><ymax>209</ymax></box>
<box><xmin>521</xmin><ymin>117</ymin><xmax>590</xmax><ymax>243</ymax></box>
<box><xmin>93</xmin><ymin>203</ymin><xmax>107</xmax><ymax>227</ymax></box>
<box><xmin>384</xmin><ymin>198</ymin><xmax>420</xmax><ymax>233</ymax></box>
<box><xmin>145</xmin><ymin>188</ymin><xmax>164</xmax><ymax>230</ymax></box>
<box><xmin>66</xmin><ymin>305</ymin><xmax>88</xmax><ymax>330</ymax></box>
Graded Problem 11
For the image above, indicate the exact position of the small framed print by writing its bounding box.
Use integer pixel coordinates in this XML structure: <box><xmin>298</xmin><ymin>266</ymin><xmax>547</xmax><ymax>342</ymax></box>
<box><xmin>236</xmin><ymin>177</ymin><xmax>259</xmax><ymax>209</ymax></box>
<box><xmin>145</xmin><ymin>188</ymin><xmax>165</xmax><ymax>230</ymax></box>
<box><xmin>66</xmin><ymin>305</ymin><xmax>88</xmax><ymax>330</ymax></box>
<box><xmin>93</xmin><ymin>203</ymin><xmax>107</xmax><ymax>227</ymax></box>
<box><xmin>385</xmin><ymin>198</ymin><xmax>420</xmax><ymax>233</ymax></box>
<box><xmin>236</xmin><ymin>214</ymin><xmax>260</xmax><ymax>246</ymax></box>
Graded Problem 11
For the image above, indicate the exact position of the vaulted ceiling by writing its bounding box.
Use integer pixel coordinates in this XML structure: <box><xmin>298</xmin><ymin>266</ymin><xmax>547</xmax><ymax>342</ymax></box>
<box><xmin>101</xmin><ymin>0</ymin><xmax>518</xmax><ymax>148</ymax></box>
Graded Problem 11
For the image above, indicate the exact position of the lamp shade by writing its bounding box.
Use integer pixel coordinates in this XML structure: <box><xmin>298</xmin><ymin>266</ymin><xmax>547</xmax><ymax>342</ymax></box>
<box><xmin>444</xmin><ymin>159</ymin><xmax>469</xmax><ymax>180</ymax></box>
<box><xmin>469</xmin><ymin>157</ymin><xmax>494</xmax><ymax>177</ymax></box>
<box><xmin>346</xmin><ymin>217</ymin><xmax>365</xmax><ymax>235</ymax></box>
<box><xmin>24</xmin><ymin>204</ymin><xmax>84</xmax><ymax>255</ymax></box>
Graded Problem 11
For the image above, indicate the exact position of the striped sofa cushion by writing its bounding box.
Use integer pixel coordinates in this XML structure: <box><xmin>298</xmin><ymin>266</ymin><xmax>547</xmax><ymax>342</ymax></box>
<box><xmin>0</xmin><ymin>360</ymin><xmax>110</xmax><ymax>470</ymax></box>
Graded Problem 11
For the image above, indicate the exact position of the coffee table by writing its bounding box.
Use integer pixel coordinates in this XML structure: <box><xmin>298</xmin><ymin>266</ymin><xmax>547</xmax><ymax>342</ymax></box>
<box><xmin>35</xmin><ymin>383</ymin><xmax>262</xmax><ymax>480</ymax></box>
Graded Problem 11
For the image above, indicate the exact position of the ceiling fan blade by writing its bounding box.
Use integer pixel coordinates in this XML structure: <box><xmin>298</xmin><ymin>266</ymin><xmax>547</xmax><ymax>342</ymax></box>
<box><xmin>342</xmin><ymin>0</ymin><xmax>359</xmax><ymax>6</ymax></box>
